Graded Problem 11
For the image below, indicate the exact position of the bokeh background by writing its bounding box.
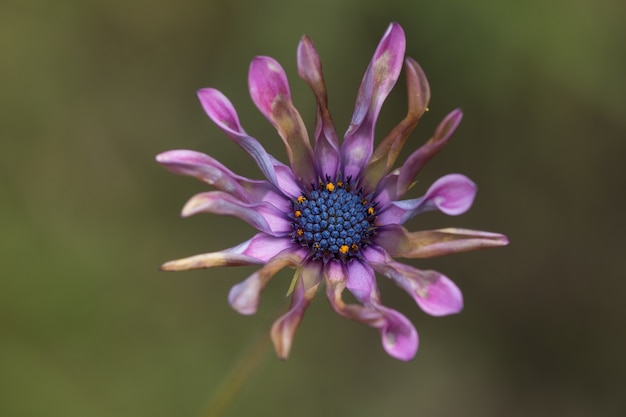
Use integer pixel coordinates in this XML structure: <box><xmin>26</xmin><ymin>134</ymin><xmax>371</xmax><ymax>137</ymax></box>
<box><xmin>2</xmin><ymin>0</ymin><xmax>625</xmax><ymax>416</ymax></box>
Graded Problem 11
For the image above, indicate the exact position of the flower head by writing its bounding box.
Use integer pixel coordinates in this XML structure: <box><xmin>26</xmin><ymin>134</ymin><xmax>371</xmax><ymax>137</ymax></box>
<box><xmin>157</xmin><ymin>23</ymin><xmax>508</xmax><ymax>361</ymax></box>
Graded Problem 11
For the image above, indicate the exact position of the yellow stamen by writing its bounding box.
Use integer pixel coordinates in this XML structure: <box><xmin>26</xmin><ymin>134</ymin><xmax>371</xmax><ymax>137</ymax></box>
<box><xmin>337</xmin><ymin>181</ymin><xmax>343</xmax><ymax>188</ymax></box>
<box><xmin>297</xmin><ymin>229</ymin><xmax>304</xmax><ymax>236</ymax></box>
<box><xmin>367</xmin><ymin>207</ymin><xmax>375</xmax><ymax>215</ymax></box>
<box><xmin>339</xmin><ymin>245</ymin><xmax>349</xmax><ymax>254</ymax></box>
<box><xmin>297</xmin><ymin>195</ymin><xmax>306</xmax><ymax>203</ymax></box>
<box><xmin>326</xmin><ymin>182</ymin><xmax>335</xmax><ymax>192</ymax></box>
<box><xmin>351</xmin><ymin>244</ymin><xmax>359</xmax><ymax>252</ymax></box>
<box><xmin>295</xmin><ymin>210</ymin><xmax>302</xmax><ymax>217</ymax></box>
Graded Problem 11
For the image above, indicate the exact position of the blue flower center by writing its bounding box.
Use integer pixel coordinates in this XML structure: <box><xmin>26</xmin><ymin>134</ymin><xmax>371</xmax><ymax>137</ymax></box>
<box><xmin>290</xmin><ymin>180</ymin><xmax>378</xmax><ymax>262</ymax></box>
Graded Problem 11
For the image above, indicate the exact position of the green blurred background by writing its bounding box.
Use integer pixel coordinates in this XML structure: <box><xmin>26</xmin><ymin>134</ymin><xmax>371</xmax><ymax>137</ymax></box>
<box><xmin>2</xmin><ymin>0</ymin><xmax>625</xmax><ymax>416</ymax></box>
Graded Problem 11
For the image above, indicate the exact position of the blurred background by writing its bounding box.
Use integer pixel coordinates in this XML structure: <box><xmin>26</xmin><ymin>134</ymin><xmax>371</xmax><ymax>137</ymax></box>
<box><xmin>1</xmin><ymin>0</ymin><xmax>625</xmax><ymax>416</ymax></box>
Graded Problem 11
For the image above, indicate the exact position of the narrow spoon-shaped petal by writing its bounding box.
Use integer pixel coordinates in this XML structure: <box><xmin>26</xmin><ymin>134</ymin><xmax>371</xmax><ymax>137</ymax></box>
<box><xmin>376</xmin><ymin>225</ymin><xmax>510</xmax><ymax>258</ymax></box>
<box><xmin>340</xmin><ymin>22</ymin><xmax>406</xmax><ymax>180</ymax></box>
<box><xmin>249</xmin><ymin>56</ymin><xmax>316</xmax><ymax>185</ymax></box>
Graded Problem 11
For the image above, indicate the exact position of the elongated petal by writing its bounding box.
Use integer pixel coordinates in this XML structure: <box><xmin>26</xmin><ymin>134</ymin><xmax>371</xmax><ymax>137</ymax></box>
<box><xmin>376</xmin><ymin>225</ymin><xmax>510</xmax><ymax>258</ymax></box>
<box><xmin>364</xmin><ymin>247</ymin><xmax>463</xmax><ymax>316</ymax></box>
<box><xmin>271</xmin><ymin>261</ymin><xmax>322</xmax><ymax>359</ymax></box>
<box><xmin>341</xmin><ymin>22</ymin><xmax>406</xmax><ymax>180</ymax></box>
<box><xmin>297</xmin><ymin>35</ymin><xmax>340</xmax><ymax>179</ymax></box>
<box><xmin>156</xmin><ymin>149</ymin><xmax>287</xmax><ymax>209</ymax></box>
<box><xmin>396</xmin><ymin>109</ymin><xmax>463</xmax><ymax>197</ymax></box>
<box><xmin>248</xmin><ymin>57</ymin><xmax>316</xmax><ymax>184</ymax></box>
<box><xmin>228</xmin><ymin>248</ymin><xmax>307</xmax><ymax>315</ymax></box>
<box><xmin>197</xmin><ymin>88</ymin><xmax>300</xmax><ymax>197</ymax></box>
<box><xmin>160</xmin><ymin>232</ymin><xmax>292</xmax><ymax>271</ymax></box>
<box><xmin>361</xmin><ymin>58</ymin><xmax>430</xmax><ymax>191</ymax></box>
<box><xmin>182</xmin><ymin>191</ymin><xmax>291</xmax><ymax>236</ymax></box>
<box><xmin>378</xmin><ymin>174</ymin><xmax>477</xmax><ymax>225</ymax></box>
<box><xmin>325</xmin><ymin>261</ymin><xmax>418</xmax><ymax>361</ymax></box>
<box><xmin>373</xmin><ymin>169</ymin><xmax>399</xmax><ymax>206</ymax></box>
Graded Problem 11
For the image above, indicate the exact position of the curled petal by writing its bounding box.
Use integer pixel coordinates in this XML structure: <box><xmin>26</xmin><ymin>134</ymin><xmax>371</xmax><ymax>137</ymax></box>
<box><xmin>228</xmin><ymin>248</ymin><xmax>307</xmax><ymax>315</ymax></box>
<box><xmin>376</xmin><ymin>225</ymin><xmax>510</xmax><ymax>258</ymax></box>
<box><xmin>156</xmin><ymin>149</ymin><xmax>286</xmax><ymax>209</ymax></box>
<box><xmin>364</xmin><ymin>247</ymin><xmax>463</xmax><ymax>317</ymax></box>
<box><xmin>297</xmin><ymin>35</ymin><xmax>340</xmax><ymax>178</ymax></box>
<box><xmin>270</xmin><ymin>262</ymin><xmax>323</xmax><ymax>359</ymax></box>
<box><xmin>248</xmin><ymin>57</ymin><xmax>316</xmax><ymax>184</ymax></box>
<box><xmin>197</xmin><ymin>88</ymin><xmax>299</xmax><ymax>197</ymax></box>
<box><xmin>160</xmin><ymin>232</ymin><xmax>292</xmax><ymax>271</ymax></box>
<box><xmin>361</xmin><ymin>58</ymin><xmax>430</xmax><ymax>191</ymax></box>
<box><xmin>396</xmin><ymin>109</ymin><xmax>463</xmax><ymax>198</ymax></box>
<box><xmin>182</xmin><ymin>191</ymin><xmax>291</xmax><ymax>236</ymax></box>
<box><xmin>341</xmin><ymin>22</ymin><xmax>406</xmax><ymax>180</ymax></box>
<box><xmin>373</xmin><ymin>169</ymin><xmax>399</xmax><ymax>206</ymax></box>
<box><xmin>325</xmin><ymin>261</ymin><xmax>419</xmax><ymax>361</ymax></box>
<box><xmin>378</xmin><ymin>174</ymin><xmax>477</xmax><ymax>225</ymax></box>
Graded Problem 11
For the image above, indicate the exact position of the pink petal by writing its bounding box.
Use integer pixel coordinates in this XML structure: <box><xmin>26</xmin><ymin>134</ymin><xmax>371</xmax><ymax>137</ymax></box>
<box><xmin>396</xmin><ymin>109</ymin><xmax>463</xmax><ymax>198</ymax></box>
<box><xmin>248</xmin><ymin>57</ymin><xmax>316</xmax><ymax>185</ymax></box>
<box><xmin>341</xmin><ymin>22</ymin><xmax>406</xmax><ymax>180</ymax></box>
<box><xmin>361</xmin><ymin>57</ymin><xmax>431</xmax><ymax>192</ymax></box>
<box><xmin>197</xmin><ymin>88</ymin><xmax>300</xmax><ymax>198</ymax></box>
<box><xmin>364</xmin><ymin>247</ymin><xmax>463</xmax><ymax>317</ymax></box>
<box><xmin>297</xmin><ymin>35</ymin><xmax>340</xmax><ymax>179</ymax></box>
<box><xmin>378</xmin><ymin>174</ymin><xmax>477</xmax><ymax>225</ymax></box>
<box><xmin>325</xmin><ymin>261</ymin><xmax>419</xmax><ymax>361</ymax></box>
<box><xmin>156</xmin><ymin>149</ymin><xmax>287</xmax><ymax>209</ymax></box>
<box><xmin>270</xmin><ymin>262</ymin><xmax>323</xmax><ymax>359</ymax></box>
<box><xmin>160</xmin><ymin>232</ymin><xmax>290</xmax><ymax>271</ymax></box>
<box><xmin>181</xmin><ymin>191</ymin><xmax>291</xmax><ymax>236</ymax></box>
<box><xmin>228</xmin><ymin>248</ymin><xmax>307</xmax><ymax>315</ymax></box>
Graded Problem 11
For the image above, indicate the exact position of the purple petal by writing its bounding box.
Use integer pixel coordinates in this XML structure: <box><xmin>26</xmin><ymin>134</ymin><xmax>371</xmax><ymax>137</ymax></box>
<box><xmin>364</xmin><ymin>247</ymin><xmax>463</xmax><ymax>317</ymax></box>
<box><xmin>197</xmin><ymin>88</ymin><xmax>299</xmax><ymax>197</ymax></box>
<box><xmin>228</xmin><ymin>248</ymin><xmax>307</xmax><ymax>315</ymax></box>
<box><xmin>341</xmin><ymin>22</ymin><xmax>406</xmax><ymax>180</ymax></box>
<box><xmin>373</xmin><ymin>169</ymin><xmax>399</xmax><ymax>206</ymax></box>
<box><xmin>181</xmin><ymin>191</ymin><xmax>291</xmax><ymax>236</ymax></box>
<box><xmin>160</xmin><ymin>232</ymin><xmax>290</xmax><ymax>271</ymax></box>
<box><xmin>396</xmin><ymin>109</ymin><xmax>463</xmax><ymax>198</ymax></box>
<box><xmin>248</xmin><ymin>57</ymin><xmax>316</xmax><ymax>185</ymax></box>
<box><xmin>270</xmin><ymin>261</ymin><xmax>323</xmax><ymax>359</ymax></box>
<box><xmin>297</xmin><ymin>35</ymin><xmax>340</xmax><ymax>179</ymax></box>
<box><xmin>156</xmin><ymin>149</ymin><xmax>287</xmax><ymax>209</ymax></box>
<box><xmin>375</xmin><ymin>304</ymin><xmax>420</xmax><ymax>361</ymax></box>
<box><xmin>324</xmin><ymin>261</ymin><xmax>419</xmax><ymax>361</ymax></box>
<box><xmin>378</xmin><ymin>174</ymin><xmax>477</xmax><ymax>225</ymax></box>
<box><xmin>376</xmin><ymin>225</ymin><xmax>510</xmax><ymax>258</ymax></box>
<box><xmin>361</xmin><ymin>57</ymin><xmax>431</xmax><ymax>192</ymax></box>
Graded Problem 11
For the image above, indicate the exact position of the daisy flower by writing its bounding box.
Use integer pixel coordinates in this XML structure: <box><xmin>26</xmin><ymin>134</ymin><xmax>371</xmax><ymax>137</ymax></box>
<box><xmin>157</xmin><ymin>22</ymin><xmax>508</xmax><ymax>361</ymax></box>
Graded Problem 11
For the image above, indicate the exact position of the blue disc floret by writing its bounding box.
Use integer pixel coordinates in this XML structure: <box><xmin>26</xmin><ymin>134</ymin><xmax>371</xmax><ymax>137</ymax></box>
<box><xmin>290</xmin><ymin>179</ymin><xmax>378</xmax><ymax>262</ymax></box>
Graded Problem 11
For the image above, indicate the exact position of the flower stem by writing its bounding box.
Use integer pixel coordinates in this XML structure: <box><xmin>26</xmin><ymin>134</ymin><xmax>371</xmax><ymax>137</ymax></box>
<box><xmin>198</xmin><ymin>328</ymin><xmax>272</xmax><ymax>417</ymax></box>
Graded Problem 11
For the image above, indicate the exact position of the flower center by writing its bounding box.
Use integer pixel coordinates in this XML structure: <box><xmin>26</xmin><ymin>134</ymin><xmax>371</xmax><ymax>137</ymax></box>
<box><xmin>290</xmin><ymin>180</ymin><xmax>377</xmax><ymax>263</ymax></box>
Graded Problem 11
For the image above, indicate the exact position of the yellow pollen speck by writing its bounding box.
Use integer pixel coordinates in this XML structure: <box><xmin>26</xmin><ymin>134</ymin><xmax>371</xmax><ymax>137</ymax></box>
<box><xmin>337</xmin><ymin>181</ymin><xmax>343</xmax><ymax>187</ymax></box>
<box><xmin>295</xmin><ymin>210</ymin><xmax>301</xmax><ymax>217</ymax></box>
<box><xmin>339</xmin><ymin>245</ymin><xmax>349</xmax><ymax>254</ymax></box>
<box><xmin>361</xmin><ymin>199</ymin><xmax>368</xmax><ymax>205</ymax></box>
<box><xmin>314</xmin><ymin>243</ymin><xmax>319</xmax><ymax>249</ymax></box>
<box><xmin>367</xmin><ymin>207</ymin><xmax>375</xmax><ymax>215</ymax></box>
<box><xmin>297</xmin><ymin>196</ymin><xmax>306</xmax><ymax>203</ymax></box>
<box><xmin>326</xmin><ymin>182</ymin><xmax>335</xmax><ymax>192</ymax></box>
<box><xmin>351</xmin><ymin>244</ymin><xmax>359</xmax><ymax>251</ymax></box>
<box><xmin>297</xmin><ymin>229</ymin><xmax>304</xmax><ymax>236</ymax></box>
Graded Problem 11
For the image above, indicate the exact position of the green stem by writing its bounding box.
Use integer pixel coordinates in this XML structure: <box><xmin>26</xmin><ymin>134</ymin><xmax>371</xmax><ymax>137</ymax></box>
<box><xmin>198</xmin><ymin>329</ymin><xmax>272</xmax><ymax>417</ymax></box>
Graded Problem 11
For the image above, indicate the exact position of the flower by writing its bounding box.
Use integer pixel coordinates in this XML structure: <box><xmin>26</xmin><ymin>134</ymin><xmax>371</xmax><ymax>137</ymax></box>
<box><xmin>157</xmin><ymin>22</ymin><xmax>508</xmax><ymax>361</ymax></box>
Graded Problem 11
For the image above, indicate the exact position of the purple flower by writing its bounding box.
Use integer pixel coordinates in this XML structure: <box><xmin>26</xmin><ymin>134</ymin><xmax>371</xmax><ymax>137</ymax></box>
<box><xmin>157</xmin><ymin>23</ymin><xmax>508</xmax><ymax>361</ymax></box>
